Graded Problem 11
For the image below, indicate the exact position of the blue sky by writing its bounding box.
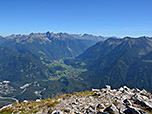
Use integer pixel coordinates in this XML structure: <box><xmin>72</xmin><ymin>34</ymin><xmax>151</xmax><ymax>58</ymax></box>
<box><xmin>0</xmin><ymin>0</ymin><xmax>152</xmax><ymax>37</ymax></box>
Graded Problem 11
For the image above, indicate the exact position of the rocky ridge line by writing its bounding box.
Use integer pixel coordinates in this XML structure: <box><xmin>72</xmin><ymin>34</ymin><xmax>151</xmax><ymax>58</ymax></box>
<box><xmin>0</xmin><ymin>85</ymin><xmax>152</xmax><ymax>114</ymax></box>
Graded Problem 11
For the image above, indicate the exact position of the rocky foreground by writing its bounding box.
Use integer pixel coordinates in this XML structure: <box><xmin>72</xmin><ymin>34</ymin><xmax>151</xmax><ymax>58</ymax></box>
<box><xmin>0</xmin><ymin>85</ymin><xmax>152</xmax><ymax>114</ymax></box>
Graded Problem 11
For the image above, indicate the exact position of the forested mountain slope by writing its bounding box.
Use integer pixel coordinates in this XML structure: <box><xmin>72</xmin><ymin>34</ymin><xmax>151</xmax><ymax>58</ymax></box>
<box><xmin>66</xmin><ymin>37</ymin><xmax>152</xmax><ymax>91</ymax></box>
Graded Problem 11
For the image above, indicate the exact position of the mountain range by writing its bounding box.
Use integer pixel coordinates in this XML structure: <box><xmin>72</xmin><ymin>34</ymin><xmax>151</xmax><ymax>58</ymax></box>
<box><xmin>0</xmin><ymin>32</ymin><xmax>107</xmax><ymax>82</ymax></box>
<box><xmin>0</xmin><ymin>32</ymin><xmax>106</xmax><ymax>60</ymax></box>
<box><xmin>0</xmin><ymin>32</ymin><xmax>108</xmax><ymax>106</ymax></box>
<box><xmin>0</xmin><ymin>32</ymin><xmax>152</xmax><ymax>108</ymax></box>
<box><xmin>66</xmin><ymin>36</ymin><xmax>152</xmax><ymax>91</ymax></box>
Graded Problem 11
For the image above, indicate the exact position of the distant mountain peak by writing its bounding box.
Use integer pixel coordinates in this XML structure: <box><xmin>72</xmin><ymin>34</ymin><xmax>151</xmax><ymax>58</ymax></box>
<box><xmin>82</xmin><ymin>33</ymin><xmax>92</xmax><ymax>37</ymax></box>
<box><xmin>123</xmin><ymin>36</ymin><xmax>151</xmax><ymax>40</ymax></box>
<box><xmin>1</xmin><ymin>32</ymin><xmax>109</xmax><ymax>41</ymax></box>
<box><xmin>0</xmin><ymin>35</ymin><xmax>3</xmax><ymax>38</ymax></box>
<box><xmin>46</xmin><ymin>31</ymin><xmax>54</xmax><ymax>38</ymax></box>
<box><xmin>138</xmin><ymin>36</ymin><xmax>151</xmax><ymax>39</ymax></box>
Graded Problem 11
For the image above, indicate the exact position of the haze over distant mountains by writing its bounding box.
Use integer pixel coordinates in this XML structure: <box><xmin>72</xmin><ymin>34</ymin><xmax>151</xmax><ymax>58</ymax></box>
<box><xmin>0</xmin><ymin>32</ymin><xmax>107</xmax><ymax>60</ymax></box>
<box><xmin>0</xmin><ymin>32</ymin><xmax>152</xmax><ymax>108</ymax></box>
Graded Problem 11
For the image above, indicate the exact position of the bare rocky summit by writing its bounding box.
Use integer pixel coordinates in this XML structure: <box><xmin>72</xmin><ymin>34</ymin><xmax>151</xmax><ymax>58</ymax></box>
<box><xmin>0</xmin><ymin>85</ymin><xmax>152</xmax><ymax>114</ymax></box>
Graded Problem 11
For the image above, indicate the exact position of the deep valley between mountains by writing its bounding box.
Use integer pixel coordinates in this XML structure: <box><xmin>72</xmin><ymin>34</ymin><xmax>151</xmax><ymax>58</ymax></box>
<box><xmin>0</xmin><ymin>32</ymin><xmax>152</xmax><ymax>111</ymax></box>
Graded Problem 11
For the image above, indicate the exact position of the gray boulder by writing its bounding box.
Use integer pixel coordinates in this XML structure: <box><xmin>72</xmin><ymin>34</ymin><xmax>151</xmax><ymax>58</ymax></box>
<box><xmin>104</xmin><ymin>104</ymin><xmax>119</xmax><ymax>114</ymax></box>
<box><xmin>123</xmin><ymin>99</ymin><xmax>132</xmax><ymax>106</ymax></box>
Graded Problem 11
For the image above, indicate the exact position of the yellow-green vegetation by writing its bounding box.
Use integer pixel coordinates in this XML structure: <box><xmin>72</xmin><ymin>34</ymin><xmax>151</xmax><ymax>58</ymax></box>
<box><xmin>38</xmin><ymin>51</ymin><xmax>46</xmax><ymax>56</ymax></box>
<box><xmin>41</xmin><ymin>60</ymin><xmax>87</xmax><ymax>80</ymax></box>
<box><xmin>97</xmin><ymin>105</ymin><xmax>104</xmax><ymax>110</ymax></box>
<box><xmin>80</xmin><ymin>62</ymin><xmax>86</xmax><ymax>66</ymax></box>
<box><xmin>0</xmin><ymin>107</ymin><xmax>13</xmax><ymax>114</ymax></box>
<box><xmin>142</xmin><ymin>60</ymin><xmax>152</xmax><ymax>63</ymax></box>
<box><xmin>108</xmin><ymin>111</ymin><xmax>115</xmax><ymax>114</ymax></box>
<box><xmin>1</xmin><ymin>86</ymin><xmax>151</xmax><ymax>114</ymax></box>
<box><xmin>48</xmin><ymin>108</ymin><xmax>53</xmax><ymax>113</ymax></box>
<box><xmin>92</xmin><ymin>94</ymin><xmax>99</xmax><ymax>98</ymax></box>
<box><xmin>0</xmin><ymin>97</ymin><xmax>61</xmax><ymax>114</ymax></box>
<box><xmin>72</xmin><ymin>90</ymin><xmax>95</xmax><ymax>97</ymax></box>
<box><xmin>143</xmin><ymin>108</ymin><xmax>152</xmax><ymax>114</ymax></box>
<box><xmin>46</xmin><ymin>101</ymin><xmax>60</xmax><ymax>107</ymax></box>
<box><xmin>55</xmin><ymin>94</ymin><xmax>72</xmax><ymax>100</ymax></box>
<box><xmin>61</xmin><ymin>108</ymin><xmax>70</xmax><ymax>113</ymax></box>
<box><xmin>113</xmin><ymin>101</ymin><xmax>118</xmax><ymax>106</ymax></box>
<box><xmin>0</xmin><ymin>90</ymin><xmax>97</xmax><ymax>114</ymax></box>
<box><xmin>40</xmin><ymin>56</ymin><xmax>44</xmax><ymax>60</ymax></box>
<box><xmin>138</xmin><ymin>105</ymin><xmax>152</xmax><ymax>114</ymax></box>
